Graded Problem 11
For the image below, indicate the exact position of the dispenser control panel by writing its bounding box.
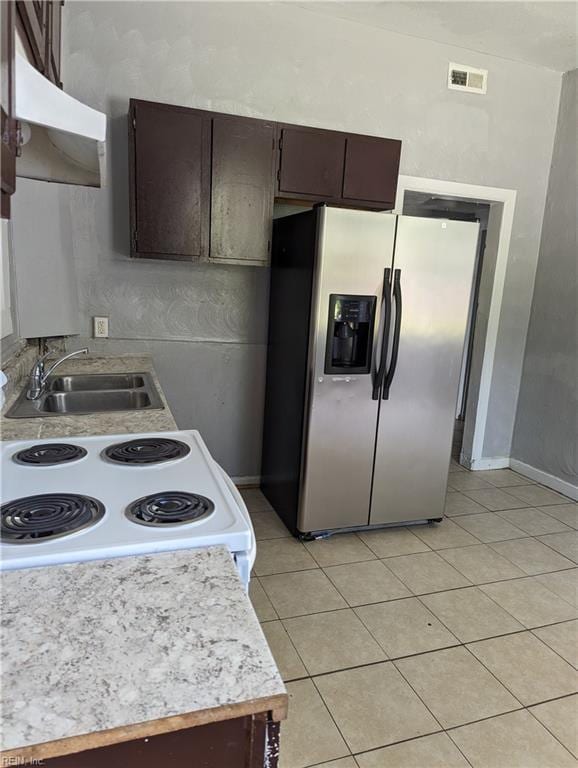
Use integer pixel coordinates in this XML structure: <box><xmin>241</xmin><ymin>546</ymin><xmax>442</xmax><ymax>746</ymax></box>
<box><xmin>324</xmin><ymin>294</ymin><xmax>376</xmax><ymax>375</ymax></box>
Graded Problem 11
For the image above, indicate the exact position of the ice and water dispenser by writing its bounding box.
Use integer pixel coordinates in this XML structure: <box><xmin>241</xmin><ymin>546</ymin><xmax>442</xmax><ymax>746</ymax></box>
<box><xmin>325</xmin><ymin>294</ymin><xmax>376</xmax><ymax>374</ymax></box>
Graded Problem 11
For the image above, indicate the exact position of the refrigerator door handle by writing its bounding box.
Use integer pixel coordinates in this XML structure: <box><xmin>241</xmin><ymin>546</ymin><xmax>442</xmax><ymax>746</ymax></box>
<box><xmin>372</xmin><ymin>267</ymin><xmax>392</xmax><ymax>400</ymax></box>
<box><xmin>383</xmin><ymin>268</ymin><xmax>402</xmax><ymax>400</ymax></box>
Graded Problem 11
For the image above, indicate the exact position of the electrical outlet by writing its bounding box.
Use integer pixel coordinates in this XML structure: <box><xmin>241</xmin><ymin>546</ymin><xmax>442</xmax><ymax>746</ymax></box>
<box><xmin>93</xmin><ymin>316</ymin><xmax>109</xmax><ymax>338</ymax></box>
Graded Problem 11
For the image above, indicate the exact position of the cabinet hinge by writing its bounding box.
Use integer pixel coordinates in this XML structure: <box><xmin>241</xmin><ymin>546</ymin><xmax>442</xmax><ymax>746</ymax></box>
<box><xmin>15</xmin><ymin>122</ymin><xmax>23</xmax><ymax>157</ymax></box>
<box><xmin>132</xmin><ymin>115</ymin><xmax>136</xmax><ymax>130</ymax></box>
<box><xmin>132</xmin><ymin>230</ymin><xmax>137</xmax><ymax>250</ymax></box>
<box><xmin>278</xmin><ymin>136</ymin><xmax>283</xmax><ymax>150</ymax></box>
<box><xmin>276</xmin><ymin>169</ymin><xmax>280</xmax><ymax>182</ymax></box>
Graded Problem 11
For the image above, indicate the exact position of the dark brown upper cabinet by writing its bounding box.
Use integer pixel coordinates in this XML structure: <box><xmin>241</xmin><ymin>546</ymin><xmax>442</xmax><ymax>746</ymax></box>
<box><xmin>275</xmin><ymin>125</ymin><xmax>401</xmax><ymax>210</ymax></box>
<box><xmin>45</xmin><ymin>0</ymin><xmax>63</xmax><ymax>87</ymax></box>
<box><xmin>1</xmin><ymin>0</ymin><xmax>17</xmax><ymax>219</ymax></box>
<box><xmin>128</xmin><ymin>99</ymin><xmax>402</xmax><ymax>264</ymax></box>
<box><xmin>1</xmin><ymin>1</ymin><xmax>63</xmax><ymax>217</ymax></box>
<box><xmin>16</xmin><ymin>1</ymin><xmax>63</xmax><ymax>87</ymax></box>
<box><xmin>129</xmin><ymin>100</ymin><xmax>211</xmax><ymax>261</ymax></box>
<box><xmin>210</xmin><ymin>115</ymin><xmax>275</xmax><ymax>266</ymax></box>
<box><xmin>276</xmin><ymin>126</ymin><xmax>345</xmax><ymax>200</ymax></box>
<box><xmin>342</xmin><ymin>134</ymin><xmax>401</xmax><ymax>206</ymax></box>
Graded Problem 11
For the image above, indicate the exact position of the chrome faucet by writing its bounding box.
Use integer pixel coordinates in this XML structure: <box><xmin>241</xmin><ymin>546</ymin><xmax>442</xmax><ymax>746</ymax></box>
<box><xmin>26</xmin><ymin>348</ymin><xmax>89</xmax><ymax>400</ymax></box>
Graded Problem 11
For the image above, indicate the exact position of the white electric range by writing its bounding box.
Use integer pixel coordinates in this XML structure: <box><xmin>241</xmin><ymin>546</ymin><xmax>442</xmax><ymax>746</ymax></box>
<box><xmin>0</xmin><ymin>430</ymin><xmax>256</xmax><ymax>589</ymax></box>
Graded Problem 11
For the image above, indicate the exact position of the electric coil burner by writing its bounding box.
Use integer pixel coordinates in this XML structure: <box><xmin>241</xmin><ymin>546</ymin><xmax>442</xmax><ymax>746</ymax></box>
<box><xmin>1</xmin><ymin>431</ymin><xmax>255</xmax><ymax>588</ymax></box>
<box><xmin>103</xmin><ymin>438</ymin><xmax>190</xmax><ymax>465</ymax></box>
<box><xmin>1</xmin><ymin>493</ymin><xmax>105</xmax><ymax>543</ymax></box>
<box><xmin>125</xmin><ymin>491</ymin><xmax>215</xmax><ymax>527</ymax></box>
<box><xmin>13</xmin><ymin>443</ymin><xmax>88</xmax><ymax>466</ymax></box>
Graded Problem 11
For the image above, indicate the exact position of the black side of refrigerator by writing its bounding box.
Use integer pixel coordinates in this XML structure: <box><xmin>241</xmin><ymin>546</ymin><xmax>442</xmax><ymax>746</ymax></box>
<box><xmin>261</xmin><ymin>209</ymin><xmax>318</xmax><ymax>535</ymax></box>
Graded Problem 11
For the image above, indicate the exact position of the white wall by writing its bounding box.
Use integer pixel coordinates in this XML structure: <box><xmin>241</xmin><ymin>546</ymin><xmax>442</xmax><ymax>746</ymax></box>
<box><xmin>0</xmin><ymin>221</ymin><xmax>13</xmax><ymax>340</ymax></box>
<box><xmin>36</xmin><ymin>1</ymin><xmax>562</xmax><ymax>475</ymax></box>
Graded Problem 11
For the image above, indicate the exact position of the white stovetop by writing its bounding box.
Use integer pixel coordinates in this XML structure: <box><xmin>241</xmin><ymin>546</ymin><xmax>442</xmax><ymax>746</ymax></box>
<box><xmin>0</xmin><ymin>430</ymin><xmax>252</xmax><ymax>570</ymax></box>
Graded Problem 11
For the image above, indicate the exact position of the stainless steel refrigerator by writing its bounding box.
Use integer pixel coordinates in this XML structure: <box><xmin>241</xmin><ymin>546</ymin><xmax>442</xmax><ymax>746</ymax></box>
<box><xmin>261</xmin><ymin>206</ymin><xmax>478</xmax><ymax>537</ymax></box>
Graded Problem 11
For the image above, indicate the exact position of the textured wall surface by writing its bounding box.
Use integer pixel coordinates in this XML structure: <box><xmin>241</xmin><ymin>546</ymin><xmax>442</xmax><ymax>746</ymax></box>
<box><xmin>42</xmin><ymin>2</ymin><xmax>563</xmax><ymax>474</ymax></box>
<box><xmin>11</xmin><ymin>179</ymin><xmax>80</xmax><ymax>338</ymax></box>
<box><xmin>512</xmin><ymin>70</ymin><xmax>578</xmax><ymax>485</ymax></box>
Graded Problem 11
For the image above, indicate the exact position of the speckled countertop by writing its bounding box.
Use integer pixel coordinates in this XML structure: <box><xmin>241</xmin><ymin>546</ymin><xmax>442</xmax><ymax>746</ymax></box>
<box><xmin>1</xmin><ymin>547</ymin><xmax>287</xmax><ymax>761</ymax></box>
<box><xmin>1</xmin><ymin>355</ymin><xmax>177</xmax><ymax>441</ymax></box>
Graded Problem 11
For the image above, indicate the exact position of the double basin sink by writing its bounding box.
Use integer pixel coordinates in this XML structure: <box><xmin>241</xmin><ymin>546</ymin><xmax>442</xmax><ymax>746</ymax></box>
<box><xmin>6</xmin><ymin>373</ymin><xmax>164</xmax><ymax>418</ymax></box>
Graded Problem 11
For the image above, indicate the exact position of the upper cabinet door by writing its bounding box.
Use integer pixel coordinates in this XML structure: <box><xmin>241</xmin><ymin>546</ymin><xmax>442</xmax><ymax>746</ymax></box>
<box><xmin>15</xmin><ymin>1</ymin><xmax>46</xmax><ymax>73</ymax></box>
<box><xmin>1</xmin><ymin>0</ymin><xmax>16</xmax><ymax>219</ymax></box>
<box><xmin>129</xmin><ymin>100</ymin><xmax>211</xmax><ymax>261</ymax></box>
<box><xmin>45</xmin><ymin>0</ymin><xmax>62</xmax><ymax>87</ymax></box>
<box><xmin>342</xmin><ymin>135</ymin><xmax>402</xmax><ymax>206</ymax></box>
<box><xmin>277</xmin><ymin>126</ymin><xmax>345</xmax><ymax>200</ymax></box>
<box><xmin>16</xmin><ymin>1</ymin><xmax>63</xmax><ymax>86</ymax></box>
<box><xmin>210</xmin><ymin>115</ymin><xmax>275</xmax><ymax>266</ymax></box>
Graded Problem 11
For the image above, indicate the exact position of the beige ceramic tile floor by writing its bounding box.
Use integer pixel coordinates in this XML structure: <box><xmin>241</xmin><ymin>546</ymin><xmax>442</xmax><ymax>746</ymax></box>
<box><xmin>242</xmin><ymin>472</ymin><xmax>578</xmax><ymax>768</ymax></box>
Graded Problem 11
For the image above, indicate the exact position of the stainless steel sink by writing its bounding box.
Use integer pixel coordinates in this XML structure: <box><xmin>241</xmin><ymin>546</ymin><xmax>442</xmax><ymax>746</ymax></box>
<box><xmin>42</xmin><ymin>390</ymin><xmax>152</xmax><ymax>414</ymax></box>
<box><xmin>49</xmin><ymin>374</ymin><xmax>146</xmax><ymax>392</ymax></box>
<box><xmin>5</xmin><ymin>372</ymin><xmax>164</xmax><ymax>418</ymax></box>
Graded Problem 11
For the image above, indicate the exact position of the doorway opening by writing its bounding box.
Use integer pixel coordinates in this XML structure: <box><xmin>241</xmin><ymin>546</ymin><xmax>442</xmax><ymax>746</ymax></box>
<box><xmin>395</xmin><ymin>175</ymin><xmax>516</xmax><ymax>470</ymax></box>
<box><xmin>402</xmin><ymin>191</ymin><xmax>490</xmax><ymax>462</ymax></box>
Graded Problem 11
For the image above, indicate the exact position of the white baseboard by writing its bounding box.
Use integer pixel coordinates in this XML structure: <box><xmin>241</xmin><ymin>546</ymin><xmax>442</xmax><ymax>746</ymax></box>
<box><xmin>232</xmin><ymin>476</ymin><xmax>261</xmax><ymax>488</ymax></box>
<box><xmin>509</xmin><ymin>460</ymin><xmax>578</xmax><ymax>501</ymax></box>
<box><xmin>460</xmin><ymin>454</ymin><xmax>510</xmax><ymax>471</ymax></box>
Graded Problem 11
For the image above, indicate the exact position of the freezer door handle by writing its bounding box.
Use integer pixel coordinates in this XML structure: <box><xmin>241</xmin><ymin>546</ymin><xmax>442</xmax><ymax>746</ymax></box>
<box><xmin>383</xmin><ymin>269</ymin><xmax>402</xmax><ymax>400</ymax></box>
<box><xmin>372</xmin><ymin>267</ymin><xmax>392</xmax><ymax>400</ymax></box>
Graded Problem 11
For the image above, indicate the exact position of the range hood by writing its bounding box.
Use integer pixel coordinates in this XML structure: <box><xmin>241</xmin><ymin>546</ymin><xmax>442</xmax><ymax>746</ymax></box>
<box><xmin>14</xmin><ymin>53</ymin><xmax>107</xmax><ymax>187</ymax></box>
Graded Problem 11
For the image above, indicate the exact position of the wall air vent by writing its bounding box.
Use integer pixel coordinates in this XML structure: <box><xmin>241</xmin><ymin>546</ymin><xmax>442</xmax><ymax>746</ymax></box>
<box><xmin>448</xmin><ymin>63</ymin><xmax>488</xmax><ymax>94</ymax></box>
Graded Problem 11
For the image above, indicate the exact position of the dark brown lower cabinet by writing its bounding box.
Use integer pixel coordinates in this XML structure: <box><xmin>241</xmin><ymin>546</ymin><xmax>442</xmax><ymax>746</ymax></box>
<box><xmin>41</xmin><ymin>713</ymin><xmax>280</xmax><ymax>768</ymax></box>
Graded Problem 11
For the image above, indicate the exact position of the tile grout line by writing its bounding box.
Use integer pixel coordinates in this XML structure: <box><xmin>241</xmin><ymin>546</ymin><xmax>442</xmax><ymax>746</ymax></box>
<box><xmin>460</xmin><ymin>642</ymin><xmax>530</xmax><ymax>708</ymax></box>
<box><xmin>528</xmin><ymin>623</ymin><xmax>578</xmax><ymax>671</ymax></box>
<box><xmin>491</xmin><ymin>505</ymin><xmax>574</xmax><ymax>536</ymax></box>
<box><xmin>533</xmin><ymin>532</ymin><xmax>578</xmax><ymax>566</ymax></box>
<box><xmin>247</xmin><ymin>490</ymin><xmax>577</xmax><ymax>764</ymax></box>
<box><xmin>450</xmin><ymin>513</ymin><xmax>528</xmax><ymax>540</ymax></box>
<box><xmin>308</xmin><ymin>674</ymin><xmax>355</xmax><ymax>762</ymax></box>
<box><xmin>250</xmin><ymin>537</ymin><xmax>575</xmax><ymax>766</ymax></box>
<box><xmin>279</xmin><ymin>619</ymin><xmax>313</xmax><ymax>680</ymax></box>
<box><xmin>485</xmin><ymin>536</ymin><xmax>577</xmax><ymax>572</ymax></box>
<box><xmin>289</xmin><ymin>649</ymin><xmax>576</xmax><ymax>759</ymax></box>
<box><xmin>267</xmin><ymin>613</ymin><xmax>578</xmax><ymax>645</ymax></box>
<box><xmin>476</xmin><ymin>574</ymin><xmax>578</xmax><ymax>630</ymax></box>
<box><xmin>256</xmin><ymin>562</ymin><xmax>577</xmax><ymax>621</ymax></box>
<box><xmin>457</xmin><ymin>481</ymin><xmax>574</xmax><ymax>509</ymax></box>
<box><xmin>525</xmin><ymin>698</ymin><xmax>578</xmax><ymax>761</ymax></box>
<box><xmin>252</xmin><ymin>576</ymin><xmax>280</xmax><ymax>622</ymax></box>
<box><xmin>389</xmin><ymin>650</ymin><xmax>524</xmax><ymax>758</ymax></box>
<box><xmin>253</xmin><ymin>512</ymin><xmax>574</xmax><ymax>570</ymax></box>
